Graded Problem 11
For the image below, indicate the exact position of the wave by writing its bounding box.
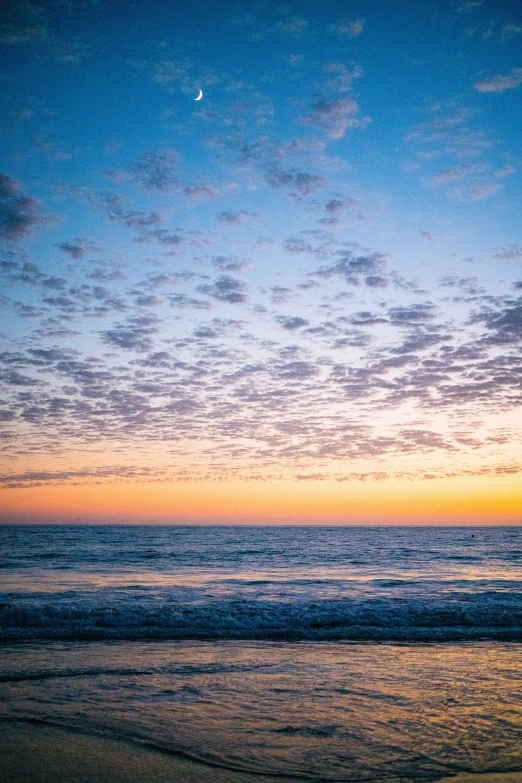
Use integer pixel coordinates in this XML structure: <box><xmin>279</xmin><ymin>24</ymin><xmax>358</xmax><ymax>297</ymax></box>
<box><xmin>1</xmin><ymin>595</ymin><xmax>522</xmax><ymax>642</ymax></box>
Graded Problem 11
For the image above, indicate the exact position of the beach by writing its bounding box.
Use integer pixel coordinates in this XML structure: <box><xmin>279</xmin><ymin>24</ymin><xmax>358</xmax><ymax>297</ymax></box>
<box><xmin>0</xmin><ymin>722</ymin><xmax>286</xmax><ymax>783</ymax></box>
<box><xmin>1</xmin><ymin>637</ymin><xmax>521</xmax><ymax>783</ymax></box>
<box><xmin>2</xmin><ymin>722</ymin><xmax>522</xmax><ymax>783</ymax></box>
<box><xmin>1</xmin><ymin>526</ymin><xmax>521</xmax><ymax>782</ymax></box>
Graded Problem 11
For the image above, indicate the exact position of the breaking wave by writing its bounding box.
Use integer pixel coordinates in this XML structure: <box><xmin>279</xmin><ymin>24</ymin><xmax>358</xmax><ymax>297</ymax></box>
<box><xmin>2</xmin><ymin>594</ymin><xmax>522</xmax><ymax>642</ymax></box>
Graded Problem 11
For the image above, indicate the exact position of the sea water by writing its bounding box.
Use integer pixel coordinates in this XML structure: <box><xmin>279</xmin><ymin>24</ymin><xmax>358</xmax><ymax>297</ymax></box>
<box><xmin>1</xmin><ymin>525</ymin><xmax>522</xmax><ymax>781</ymax></box>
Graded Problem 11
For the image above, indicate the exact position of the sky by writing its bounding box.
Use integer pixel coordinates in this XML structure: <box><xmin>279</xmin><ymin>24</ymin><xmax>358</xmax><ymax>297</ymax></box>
<box><xmin>0</xmin><ymin>0</ymin><xmax>521</xmax><ymax>524</ymax></box>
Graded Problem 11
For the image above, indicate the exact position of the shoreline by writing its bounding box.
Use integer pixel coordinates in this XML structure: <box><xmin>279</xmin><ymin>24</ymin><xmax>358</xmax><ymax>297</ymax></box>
<box><xmin>1</xmin><ymin>721</ymin><xmax>521</xmax><ymax>783</ymax></box>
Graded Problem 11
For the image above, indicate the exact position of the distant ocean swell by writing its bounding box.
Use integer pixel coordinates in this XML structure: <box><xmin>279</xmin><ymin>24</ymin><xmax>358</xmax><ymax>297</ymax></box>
<box><xmin>2</xmin><ymin>595</ymin><xmax>522</xmax><ymax>642</ymax></box>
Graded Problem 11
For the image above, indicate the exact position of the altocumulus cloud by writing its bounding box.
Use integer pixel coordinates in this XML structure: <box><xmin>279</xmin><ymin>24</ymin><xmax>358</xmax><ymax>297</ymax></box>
<box><xmin>0</xmin><ymin>174</ymin><xmax>52</xmax><ymax>240</ymax></box>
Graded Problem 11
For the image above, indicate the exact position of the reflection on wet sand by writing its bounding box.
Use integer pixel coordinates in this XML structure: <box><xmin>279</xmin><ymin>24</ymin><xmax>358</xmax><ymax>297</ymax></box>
<box><xmin>1</xmin><ymin>641</ymin><xmax>522</xmax><ymax>783</ymax></box>
<box><xmin>2</xmin><ymin>723</ymin><xmax>522</xmax><ymax>783</ymax></box>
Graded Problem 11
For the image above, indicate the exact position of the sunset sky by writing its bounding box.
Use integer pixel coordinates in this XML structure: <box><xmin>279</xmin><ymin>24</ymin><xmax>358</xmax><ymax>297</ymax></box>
<box><xmin>1</xmin><ymin>0</ymin><xmax>521</xmax><ymax>523</ymax></box>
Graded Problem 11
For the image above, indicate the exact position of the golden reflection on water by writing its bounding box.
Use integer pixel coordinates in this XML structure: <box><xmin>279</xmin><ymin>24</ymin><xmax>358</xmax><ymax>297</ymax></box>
<box><xmin>1</xmin><ymin>641</ymin><xmax>521</xmax><ymax>781</ymax></box>
<box><xmin>4</xmin><ymin>561</ymin><xmax>521</xmax><ymax>594</ymax></box>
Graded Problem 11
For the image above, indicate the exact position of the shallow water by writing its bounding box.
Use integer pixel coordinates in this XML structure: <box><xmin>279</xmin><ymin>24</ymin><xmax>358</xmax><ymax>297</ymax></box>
<box><xmin>2</xmin><ymin>526</ymin><xmax>522</xmax><ymax>780</ymax></box>
<box><xmin>1</xmin><ymin>640</ymin><xmax>522</xmax><ymax>782</ymax></box>
<box><xmin>1</xmin><ymin>525</ymin><xmax>522</xmax><ymax>641</ymax></box>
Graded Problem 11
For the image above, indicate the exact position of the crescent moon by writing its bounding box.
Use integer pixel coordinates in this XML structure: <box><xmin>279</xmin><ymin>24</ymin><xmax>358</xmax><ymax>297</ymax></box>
<box><xmin>194</xmin><ymin>89</ymin><xmax>203</xmax><ymax>101</ymax></box>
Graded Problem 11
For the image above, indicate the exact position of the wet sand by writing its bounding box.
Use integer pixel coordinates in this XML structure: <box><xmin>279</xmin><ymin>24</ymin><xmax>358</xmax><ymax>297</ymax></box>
<box><xmin>1</xmin><ymin>722</ymin><xmax>521</xmax><ymax>783</ymax></box>
<box><xmin>0</xmin><ymin>722</ymin><xmax>286</xmax><ymax>783</ymax></box>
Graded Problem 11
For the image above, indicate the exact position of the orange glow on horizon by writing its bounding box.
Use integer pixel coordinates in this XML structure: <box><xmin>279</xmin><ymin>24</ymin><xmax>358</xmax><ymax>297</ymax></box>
<box><xmin>1</xmin><ymin>475</ymin><xmax>521</xmax><ymax>524</ymax></box>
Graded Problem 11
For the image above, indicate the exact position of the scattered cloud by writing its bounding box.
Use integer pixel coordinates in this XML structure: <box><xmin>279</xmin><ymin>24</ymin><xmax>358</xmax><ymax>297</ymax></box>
<box><xmin>428</xmin><ymin>164</ymin><xmax>480</xmax><ymax>187</ymax></box>
<box><xmin>206</xmin><ymin>255</ymin><xmax>251</xmax><ymax>271</ymax></box>
<box><xmin>466</xmin><ymin>182</ymin><xmax>501</xmax><ymax>201</ymax></box>
<box><xmin>101</xmin><ymin>314</ymin><xmax>160</xmax><ymax>352</ymax></box>
<box><xmin>329</xmin><ymin>18</ymin><xmax>365</xmax><ymax>36</ymax></box>
<box><xmin>105</xmin><ymin>150</ymin><xmax>178</xmax><ymax>192</ymax></box>
<box><xmin>96</xmin><ymin>193</ymin><xmax>164</xmax><ymax>229</ymax></box>
<box><xmin>301</xmin><ymin>98</ymin><xmax>370</xmax><ymax>139</ymax></box>
<box><xmin>0</xmin><ymin>0</ymin><xmax>520</xmax><ymax>494</ymax></box>
<box><xmin>474</xmin><ymin>68</ymin><xmax>522</xmax><ymax>93</ymax></box>
<box><xmin>456</xmin><ymin>0</ymin><xmax>485</xmax><ymax>14</ymax></box>
<box><xmin>50</xmin><ymin>41</ymin><xmax>91</xmax><ymax>63</ymax></box>
<box><xmin>0</xmin><ymin>174</ymin><xmax>52</xmax><ymax>241</ymax></box>
<box><xmin>197</xmin><ymin>275</ymin><xmax>247</xmax><ymax>304</ymax></box>
<box><xmin>216</xmin><ymin>210</ymin><xmax>260</xmax><ymax>224</ymax></box>
<box><xmin>494</xmin><ymin>245</ymin><xmax>522</xmax><ymax>260</ymax></box>
<box><xmin>265</xmin><ymin>169</ymin><xmax>326</xmax><ymax>195</ymax></box>
<box><xmin>275</xmin><ymin>315</ymin><xmax>309</xmax><ymax>330</ymax></box>
<box><xmin>314</xmin><ymin>252</ymin><xmax>389</xmax><ymax>288</ymax></box>
<box><xmin>274</xmin><ymin>15</ymin><xmax>309</xmax><ymax>38</ymax></box>
<box><xmin>388</xmin><ymin>303</ymin><xmax>436</xmax><ymax>324</ymax></box>
<box><xmin>0</xmin><ymin>1</ymin><xmax>48</xmax><ymax>45</ymax></box>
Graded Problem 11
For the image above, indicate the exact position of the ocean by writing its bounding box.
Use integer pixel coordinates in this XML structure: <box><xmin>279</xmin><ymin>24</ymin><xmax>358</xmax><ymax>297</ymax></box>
<box><xmin>1</xmin><ymin>524</ymin><xmax>522</xmax><ymax>782</ymax></box>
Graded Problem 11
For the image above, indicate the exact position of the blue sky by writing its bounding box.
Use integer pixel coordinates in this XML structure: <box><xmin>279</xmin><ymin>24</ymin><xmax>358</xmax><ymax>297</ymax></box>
<box><xmin>0</xmin><ymin>0</ymin><xmax>521</xmax><ymax>517</ymax></box>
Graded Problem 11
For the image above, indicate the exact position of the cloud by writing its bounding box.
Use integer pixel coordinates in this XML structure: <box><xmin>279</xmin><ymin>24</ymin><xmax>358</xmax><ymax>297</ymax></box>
<box><xmin>0</xmin><ymin>1</ymin><xmax>48</xmax><ymax>45</ymax></box>
<box><xmin>139</xmin><ymin>228</ymin><xmax>211</xmax><ymax>252</ymax></box>
<box><xmin>56</xmin><ymin>239</ymin><xmax>103</xmax><ymax>259</ymax></box>
<box><xmin>267</xmin><ymin>286</ymin><xmax>294</xmax><ymax>304</ymax></box>
<box><xmin>388</xmin><ymin>304</ymin><xmax>436</xmax><ymax>324</ymax></box>
<box><xmin>206</xmin><ymin>256</ymin><xmax>251</xmax><ymax>271</ymax></box>
<box><xmin>493</xmin><ymin>245</ymin><xmax>522</xmax><ymax>260</ymax></box>
<box><xmin>406</xmin><ymin>103</ymin><xmax>494</xmax><ymax>167</ymax></box>
<box><xmin>101</xmin><ymin>315</ymin><xmax>160</xmax><ymax>352</ymax></box>
<box><xmin>329</xmin><ymin>18</ymin><xmax>365</xmax><ymax>36</ymax></box>
<box><xmin>474</xmin><ymin>68</ymin><xmax>522</xmax><ymax>93</ymax></box>
<box><xmin>324</xmin><ymin>198</ymin><xmax>358</xmax><ymax>213</ymax></box>
<box><xmin>428</xmin><ymin>164</ymin><xmax>480</xmax><ymax>187</ymax></box>
<box><xmin>318</xmin><ymin>197</ymin><xmax>359</xmax><ymax>226</ymax></box>
<box><xmin>0</xmin><ymin>368</ymin><xmax>41</xmax><ymax>386</ymax></box>
<box><xmin>184</xmin><ymin>185</ymin><xmax>218</xmax><ymax>199</ymax></box>
<box><xmin>216</xmin><ymin>210</ymin><xmax>260</xmax><ymax>224</ymax></box>
<box><xmin>0</xmin><ymin>174</ymin><xmax>52</xmax><ymax>241</ymax></box>
<box><xmin>106</xmin><ymin>150</ymin><xmax>178</xmax><ymax>192</ymax></box>
<box><xmin>466</xmin><ymin>182</ymin><xmax>500</xmax><ymax>201</ymax></box>
<box><xmin>471</xmin><ymin>297</ymin><xmax>522</xmax><ymax>345</ymax></box>
<box><xmin>97</xmin><ymin>193</ymin><xmax>164</xmax><ymax>229</ymax></box>
<box><xmin>274</xmin><ymin>16</ymin><xmax>309</xmax><ymax>38</ymax></box>
<box><xmin>447</xmin><ymin>181</ymin><xmax>500</xmax><ymax>201</ymax></box>
<box><xmin>314</xmin><ymin>252</ymin><xmax>389</xmax><ymax>287</ymax></box>
<box><xmin>197</xmin><ymin>275</ymin><xmax>247</xmax><ymax>304</ymax></box>
<box><xmin>139</xmin><ymin>272</ymin><xmax>200</xmax><ymax>290</ymax></box>
<box><xmin>348</xmin><ymin>311</ymin><xmax>388</xmax><ymax>326</ymax></box>
<box><xmin>275</xmin><ymin>316</ymin><xmax>309</xmax><ymax>330</ymax></box>
<box><xmin>127</xmin><ymin>150</ymin><xmax>178</xmax><ymax>192</ymax></box>
<box><xmin>1</xmin><ymin>293</ymin><xmax>520</xmax><ymax>476</ymax></box>
<box><xmin>456</xmin><ymin>0</ymin><xmax>484</xmax><ymax>12</ymax></box>
<box><xmin>0</xmin><ymin>465</ymin><xmax>168</xmax><ymax>488</ymax></box>
<box><xmin>301</xmin><ymin>98</ymin><xmax>370</xmax><ymax>139</ymax></box>
<box><xmin>283</xmin><ymin>235</ymin><xmax>314</xmax><ymax>254</ymax></box>
<box><xmin>50</xmin><ymin>41</ymin><xmax>91</xmax><ymax>63</ymax></box>
<box><xmin>265</xmin><ymin>169</ymin><xmax>326</xmax><ymax>195</ymax></box>
<box><xmin>272</xmin><ymin>359</ymin><xmax>318</xmax><ymax>380</ymax></box>
<box><xmin>320</xmin><ymin>63</ymin><xmax>364</xmax><ymax>94</ymax></box>
<box><xmin>168</xmin><ymin>294</ymin><xmax>212</xmax><ymax>310</ymax></box>
<box><xmin>89</xmin><ymin>269</ymin><xmax>126</xmax><ymax>282</ymax></box>
<box><xmin>425</xmin><ymin>163</ymin><xmax>500</xmax><ymax>201</ymax></box>
<box><xmin>192</xmin><ymin>318</ymin><xmax>246</xmax><ymax>341</ymax></box>
<box><xmin>56</xmin><ymin>242</ymin><xmax>86</xmax><ymax>260</ymax></box>
<box><xmin>500</xmin><ymin>24</ymin><xmax>522</xmax><ymax>41</ymax></box>
<box><xmin>134</xmin><ymin>294</ymin><xmax>162</xmax><ymax>307</ymax></box>
<box><xmin>153</xmin><ymin>59</ymin><xmax>191</xmax><ymax>84</ymax></box>
<box><xmin>0</xmin><ymin>174</ymin><xmax>22</xmax><ymax>198</ymax></box>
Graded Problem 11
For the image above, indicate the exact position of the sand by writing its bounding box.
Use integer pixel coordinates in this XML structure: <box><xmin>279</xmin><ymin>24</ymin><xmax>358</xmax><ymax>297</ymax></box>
<box><xmin>0</xmin><ymin>722</ymin><xmax>283</xmax><ymax>783</ymax></box>
<box><xmin>1</xmin><ymin>722</ymin><xmax>521</xmax><ymax>783</ymax></box>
